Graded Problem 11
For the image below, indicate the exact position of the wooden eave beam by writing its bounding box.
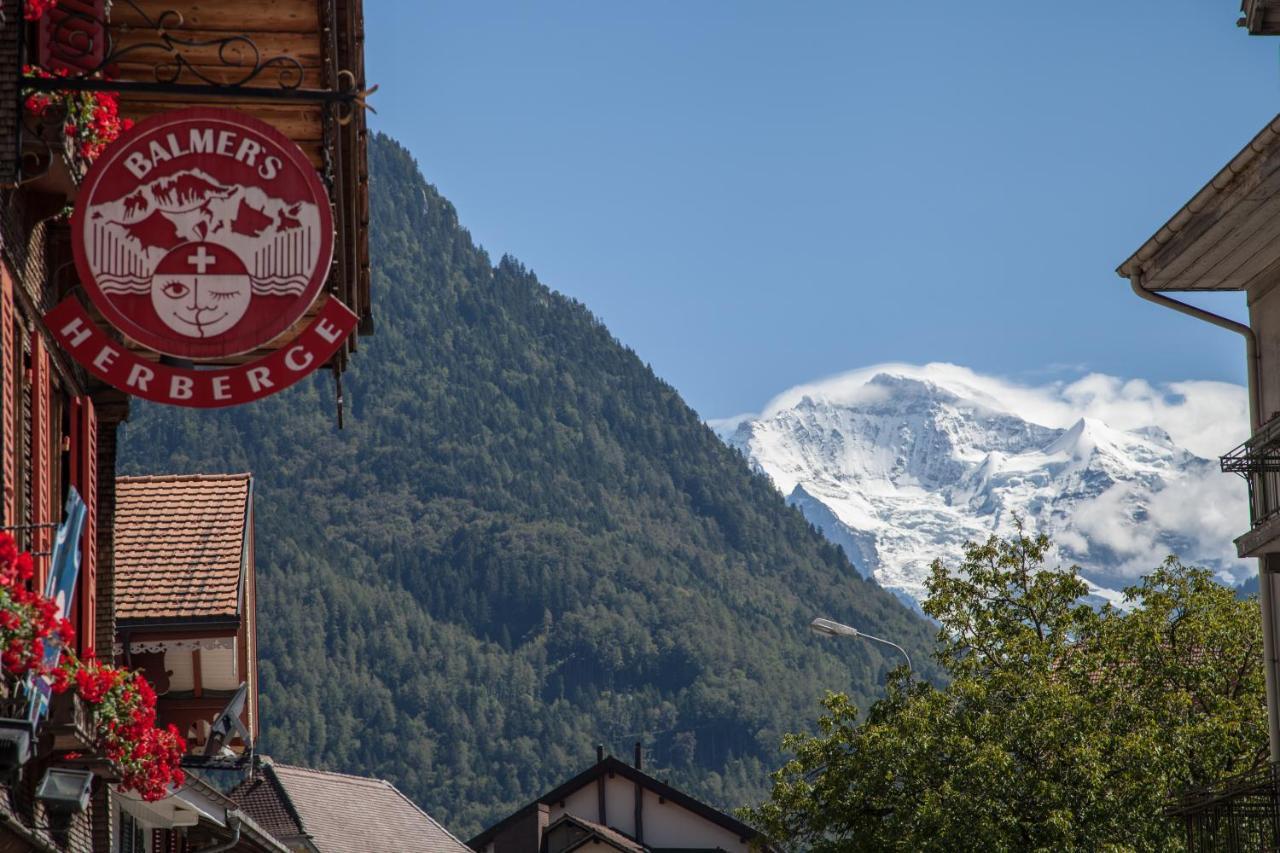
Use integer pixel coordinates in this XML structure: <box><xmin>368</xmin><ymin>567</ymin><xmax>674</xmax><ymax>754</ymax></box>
<box><xmin>1241</xmin><ymin>0</ymin><xmax>1280</xmax><ymax>34</ymax></box>
<box><xmin>98</xmin><ymin>0</ymin><xmax>372</xmax><ymax>375</ymax></box>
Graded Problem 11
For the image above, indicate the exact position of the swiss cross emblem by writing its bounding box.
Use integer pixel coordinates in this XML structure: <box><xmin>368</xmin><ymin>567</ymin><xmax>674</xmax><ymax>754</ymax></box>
<box><xmin>151</xmin><ymin>243</ymin><xmax>252</xmax><ymax>340</ymax></box>
<box><xmin>47</xmin><ymin>107</ymin><xmax>356</xmax><ymax>408</ymax></box>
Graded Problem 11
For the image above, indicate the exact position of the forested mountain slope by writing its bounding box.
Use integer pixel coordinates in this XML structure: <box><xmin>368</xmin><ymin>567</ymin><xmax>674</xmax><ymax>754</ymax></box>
<box><xmin>117</xmin><ymin>134</ymin><xmax>938</xmax><ymax>835</ymax></box>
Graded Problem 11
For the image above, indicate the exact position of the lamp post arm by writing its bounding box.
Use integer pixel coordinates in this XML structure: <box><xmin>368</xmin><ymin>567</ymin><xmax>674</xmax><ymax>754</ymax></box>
<box><xmin>859</xmin><ymin>632</ymin><xmax>912</xmax><ymax>675</ymax></box>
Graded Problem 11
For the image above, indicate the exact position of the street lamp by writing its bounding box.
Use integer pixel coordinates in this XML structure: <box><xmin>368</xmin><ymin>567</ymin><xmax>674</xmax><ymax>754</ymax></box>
<box><xmin>810</xmin><ymin>617</ymin><xmax>912</xmax><ymax>675</ymax></box>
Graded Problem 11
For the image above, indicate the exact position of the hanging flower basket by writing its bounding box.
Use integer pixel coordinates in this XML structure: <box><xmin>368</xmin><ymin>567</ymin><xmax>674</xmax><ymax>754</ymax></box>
<box><xmin>22</xmin><ymin>66</ymin><xmax>131</xmax><ymax>164</ymax></box>
<box><xmin>58</xmin><ymin>658</ymin><xmax>185</xmax><ymax>800</ymax></box>
<box><xmin>56</xmin><ymin>753</ymin><xmax>122</xmax><ymax>784</ymax></box>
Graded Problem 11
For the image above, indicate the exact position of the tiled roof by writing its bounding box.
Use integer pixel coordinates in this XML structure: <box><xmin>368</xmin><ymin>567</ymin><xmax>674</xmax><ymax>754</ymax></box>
<box><xmin>182</xmin><ymin>773</ymin><xmax>291</xmax><ymax>853</ymax></box>
<box><xmin>114</xmin><ymin>474</ymin><xmax>251</xmax><ymax>621</ymax></box>
<box><xmin>272</xmin><ymin>764</ymin><xmax>470</xmax><ymax>853</ymax></box>
<box><xmin>229</xmin><ymin>764</ymin><xmax>308</xmax><ymax>846</ymax></box>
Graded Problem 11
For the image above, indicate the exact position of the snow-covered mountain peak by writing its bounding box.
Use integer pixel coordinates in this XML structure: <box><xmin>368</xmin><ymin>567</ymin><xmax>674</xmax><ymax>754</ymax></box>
<box><xmin>718</xmin><ymin>365</ymin><xmax>1251</xmax><ymax>607</ymax></box>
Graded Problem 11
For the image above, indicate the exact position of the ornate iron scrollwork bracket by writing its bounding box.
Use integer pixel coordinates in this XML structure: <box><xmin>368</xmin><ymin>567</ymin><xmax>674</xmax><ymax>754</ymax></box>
<box><xmin>19</xmin><ymin>0</ymin><xmax>368</xmax><ymax>105</ymax></box>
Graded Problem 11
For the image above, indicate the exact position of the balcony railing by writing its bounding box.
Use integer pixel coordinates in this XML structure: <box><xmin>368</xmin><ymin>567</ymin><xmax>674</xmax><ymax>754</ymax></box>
<box><xmin>1169</xmin><ymin>762</ymin><xmax>1280</xmax><ymax>852</ymax></box>
<box><xmin>1221</xmin><ymin>416</ymin><xmax>1280</xmax><ymax>529</ymax></box>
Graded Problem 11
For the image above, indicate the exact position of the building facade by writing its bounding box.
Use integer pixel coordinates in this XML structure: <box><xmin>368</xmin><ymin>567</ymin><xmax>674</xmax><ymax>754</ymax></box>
<box><xmin>0</xmin><ymin>0</ymin><xmax>370</xmax><ymax>849</ymax></box>
<box><xmin>468</xmin><ymin>750</ymin><xmax>770</xmax><ymax>853</ymax></box>
<box><xmin>1118</xmin><ymin>8</ymin><xmax>1280</xmax><ymax>844</ymax></box>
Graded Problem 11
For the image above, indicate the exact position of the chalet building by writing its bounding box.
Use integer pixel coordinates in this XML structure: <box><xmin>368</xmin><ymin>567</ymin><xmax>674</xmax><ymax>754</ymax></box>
<box><xmin>104</xmin><ymin>471</ymin><xmax>257</xmax><ymax>850</ymax></box>
<box><xmin>1117</xmin><ymin>4</ymin><xmax>1280</xmax><ymax>844</ymax></box>
<box><xmin>0</xmin><ymin>0</ymin><xmax>369</xmax><ymax>847</ymax></box>
<box><xmin>108</xmin><ymin>472</ymin><xmax>263</xmax><ymax>851</ymax></box>
<box><xmin>228</xmin><ymin>759</ymin><xmax>472</xmax><ymax>853</ymax></box>
<box><xmin>107</xmin><ymin>474</ymin><xmax>464</xmax><ymax>853</ymax></box>
<box><xmin>0</xmin><ymin>0</ymin><xmax>128</xmax><ymax>849</ymax></box>
<box><xmin>113</xmin><ymin>474</ymin><xmax>259</xmax><ymax>757</ymax></box>
<box><xmin>468</xmin><ymin>749</ymin><xmax>770</xmax><ymax>853</ymax></box>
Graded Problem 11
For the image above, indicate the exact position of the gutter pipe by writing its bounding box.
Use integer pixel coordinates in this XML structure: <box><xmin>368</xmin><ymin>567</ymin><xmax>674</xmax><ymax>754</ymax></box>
<box><xmin>1128</xmin><ymin>272</ymin><xmax>1279</xmax><ymax>763</ymax></box>
<box><xmin>198</xmin><ymin>812</ymin><xmax>242</xmax><ymax>853</ymax></box>
<box><xmin>1127</xmin><ymin>274</ymin><xmax>1260</xmax><ymax>429</ymax></box>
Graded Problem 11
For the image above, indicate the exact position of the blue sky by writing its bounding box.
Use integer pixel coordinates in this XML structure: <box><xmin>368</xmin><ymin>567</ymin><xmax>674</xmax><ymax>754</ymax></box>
<box><xmin>365</xmin><ymin>2</ymin><xmax>1274</xmax><ymax>420</ymax></box>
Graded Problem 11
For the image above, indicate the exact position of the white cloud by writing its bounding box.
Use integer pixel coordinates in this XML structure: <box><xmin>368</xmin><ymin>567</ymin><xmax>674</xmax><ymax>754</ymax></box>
<box><xmin>752</xmin><ymin>362</ymin><xmax>1247</xmax><ymax>460</ymax></box>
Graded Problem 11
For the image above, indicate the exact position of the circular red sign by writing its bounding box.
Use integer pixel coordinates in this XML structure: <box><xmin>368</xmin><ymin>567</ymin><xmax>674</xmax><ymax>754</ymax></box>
<box><xmin>71</xmin><ymin>107</ymin><xmax>334</xmax><ymax>360</ymax></box>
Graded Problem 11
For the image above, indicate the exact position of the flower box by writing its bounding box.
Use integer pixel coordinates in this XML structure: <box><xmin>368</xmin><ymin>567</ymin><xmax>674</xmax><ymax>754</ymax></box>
<box><xmin>58</xmin><ymin>754</ymin><xmax>121</xmax><ymax>784</ymax></box>
<box><xmin>48</xmin><ymin>691</ymin><xmax>94</xmax><ymax>751</ymax></box>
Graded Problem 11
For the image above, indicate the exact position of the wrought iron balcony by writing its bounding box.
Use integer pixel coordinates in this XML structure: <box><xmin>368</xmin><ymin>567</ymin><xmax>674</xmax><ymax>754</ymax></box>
<box><xmin>1169</xmin><ymin>762</ymin><xmax>1280</xmax><ymax>851</ymax></box>
<box><xmin>1221</xmin><ymin>416</ymin><xmax>1280</xmax><ymax>530</ymax></box>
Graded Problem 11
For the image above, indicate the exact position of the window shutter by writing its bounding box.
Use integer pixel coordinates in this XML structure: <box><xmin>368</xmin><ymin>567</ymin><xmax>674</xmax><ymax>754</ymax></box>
<box><xmin>77</xmin><ymin>397</ymin><xmax>96</xmax><ymax>655</ymax></box>
<box><xmin>36</xmin><ymin>0</ymin><xmax>106</xmax><ymax>76</ymax></box>
<box><xmin>20</xmin><ymin>343</ymin><xmax>31</xmax><ymax>547</ymax></box>
<box><xmin>120</xmin><ymin>811</ymin><xmax>135</xmax><ymax>853</ymax></box>
<box><xmin>0</xmin><ymin>268</ymin><xmax>12</xmax><ymax>527</ymax></box>
<box><xmin>29</xmin><ymin>333</ymin><xmax>49</xmax><ymax>590</ymax></box>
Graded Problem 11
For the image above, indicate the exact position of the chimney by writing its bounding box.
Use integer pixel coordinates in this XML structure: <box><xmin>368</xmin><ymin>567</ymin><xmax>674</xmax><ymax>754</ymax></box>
<box><xmin>596</xmin><ymin>744</ymin><xmax>606</xmax><ymax>825</ymax></box>
<box><xmin>633</xmin><ymin>742</ymin><xmax>644</xmax><ymax>844</ymax></box>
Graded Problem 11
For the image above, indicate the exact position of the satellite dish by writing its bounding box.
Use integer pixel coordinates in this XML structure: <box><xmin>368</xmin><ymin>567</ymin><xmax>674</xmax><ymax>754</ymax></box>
<box><xmin>202</xmin><ymin>683</ymin><xmax>251</xmax><ymax>757</ymax></box>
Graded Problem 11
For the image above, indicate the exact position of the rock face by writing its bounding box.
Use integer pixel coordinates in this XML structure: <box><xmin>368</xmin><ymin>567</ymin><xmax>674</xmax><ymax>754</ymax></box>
<box><xmin>718</xmin><ymin>368</ymin><xmax>1249</xmax><ymax>606</ymax></box>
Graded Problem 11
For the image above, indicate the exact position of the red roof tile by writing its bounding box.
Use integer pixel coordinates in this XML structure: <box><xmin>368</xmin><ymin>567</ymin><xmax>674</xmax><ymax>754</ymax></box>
<box><xmin>114</xmin><ymin>474</ymin><xmax>251</xmax><ymax>621</ymax></box>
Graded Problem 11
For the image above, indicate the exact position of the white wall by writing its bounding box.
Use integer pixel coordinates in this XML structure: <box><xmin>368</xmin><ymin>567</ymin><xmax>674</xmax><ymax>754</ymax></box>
<box><xmin>547</xmin><ymin>774</ymin><xmax>749</xmax><ymax>853</ymax></box>
<box><xmin>200</xmin><ymin>643</ymin><xmax>238</xmax><ymax>690</ymax></box>
<box><xmin>1252</xmin><ymin>283</ymin><xmax>1280</xmax><ymax>424</ymax></box>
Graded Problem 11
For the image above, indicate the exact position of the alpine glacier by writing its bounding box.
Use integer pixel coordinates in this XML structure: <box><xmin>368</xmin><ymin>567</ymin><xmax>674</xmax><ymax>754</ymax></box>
<box><xmin>711</xmin><ymin>364</ymin><xmax>1253</xmax><ymax>608</ymax></box>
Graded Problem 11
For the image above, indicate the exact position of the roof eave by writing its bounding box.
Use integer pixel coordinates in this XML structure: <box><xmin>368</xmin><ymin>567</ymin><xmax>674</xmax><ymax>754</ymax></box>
<box><xmin>1117</xmin><ymin>113</ymin><xmax>1280</xmax><ymax>281</ymax></box>
<box><xmin>118</xmin><ymin>615</ymin><xmax>241</xmax><ymax>631</ymax></box>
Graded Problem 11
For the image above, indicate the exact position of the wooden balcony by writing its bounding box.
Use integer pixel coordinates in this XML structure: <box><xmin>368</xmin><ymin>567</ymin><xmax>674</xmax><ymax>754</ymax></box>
<box><xmin>156</xmin><ymin>694</ymin><xmax>249</xmax><ymax>755</ymax></box>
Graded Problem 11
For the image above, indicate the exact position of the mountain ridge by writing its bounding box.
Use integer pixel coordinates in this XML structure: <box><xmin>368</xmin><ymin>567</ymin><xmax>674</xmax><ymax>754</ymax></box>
<box><xmin>718</xmin><ymin>366</ymin><xmax>1248</xmax><ymax>606</ymax></box>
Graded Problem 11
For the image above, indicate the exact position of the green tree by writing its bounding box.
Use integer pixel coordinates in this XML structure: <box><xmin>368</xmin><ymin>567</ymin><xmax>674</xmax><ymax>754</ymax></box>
<box><xmin>744</xmin><ymin>530</ymin><xmax>1268</xmax><ymax>852</ymax></box>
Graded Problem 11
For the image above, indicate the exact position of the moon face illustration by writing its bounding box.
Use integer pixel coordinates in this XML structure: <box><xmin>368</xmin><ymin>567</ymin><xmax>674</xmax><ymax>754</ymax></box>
<box><xmin>149</xmin><ymin>243</ymin><xmax>252</xmax><ymax>339</ymax></box>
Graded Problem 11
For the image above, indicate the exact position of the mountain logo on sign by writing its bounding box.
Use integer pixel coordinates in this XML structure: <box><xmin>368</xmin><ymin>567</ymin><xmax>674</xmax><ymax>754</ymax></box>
<box><xmin>84</xmin><ymin>167</ymin><xmax>317</xmax><ymax>302</ymax></box>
